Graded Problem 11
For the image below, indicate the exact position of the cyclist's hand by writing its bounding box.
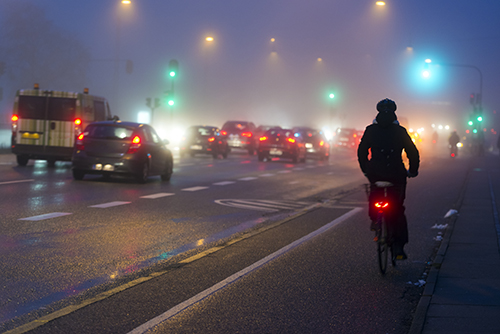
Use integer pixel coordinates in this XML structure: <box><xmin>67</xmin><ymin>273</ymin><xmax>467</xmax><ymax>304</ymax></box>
<box><xmin>407</xmin><ymin>170</ymin><xmax>418</xmax><ymax>178</ymax></box>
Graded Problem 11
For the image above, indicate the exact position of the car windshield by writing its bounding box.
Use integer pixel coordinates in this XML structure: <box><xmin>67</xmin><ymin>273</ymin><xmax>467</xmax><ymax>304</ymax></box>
<box><xmin>191</xmin><ymin>127</ymin><xmax>216</xmax><ymax>136</ymax></box>
<box><xmin>222</xmin><ymin>122</ymin><xmax>250</xmax><ymax>131</ymax></box>
<box><xmin>85</xmin><ymin>125</ymin><xmax>134</xmax><ymax>140</ymax></box>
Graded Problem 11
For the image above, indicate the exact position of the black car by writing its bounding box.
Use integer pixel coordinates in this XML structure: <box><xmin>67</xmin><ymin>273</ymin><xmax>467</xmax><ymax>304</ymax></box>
<box><xmin>254</xmin><ymin>125</ymin><xmax>282</xmax><ymax>139</ymax></box>
<box><xmin>72</xmin><ymin>121</ymin><xmax>173</xmax><ymax>183</ymax></box>
<box><xmin>221</xmin><ymin>121</ymin><xmax>257</xmax><ymax>155</ymax></box>
<box><xmin>333</xmin><ymin>128</ymin><xmax>360</xmax><ymax>150</ymax></box>
<box><xmin>180</xmin><ymin>125</ymin><xmax>229</xmax><ymax>158</ymax></box>
<box><xmin>293</xmin><ymin>127</ymin><xmax>330</xmax><ymax>160</ymax></box>
<box><xmin>257</xmin><ymin>128</ymin><xmax>306</xmax><ymax>163</ymax></box>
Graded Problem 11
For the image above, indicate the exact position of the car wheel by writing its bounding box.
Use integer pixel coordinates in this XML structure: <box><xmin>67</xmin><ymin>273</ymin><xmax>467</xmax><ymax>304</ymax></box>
<box><xmin>136</xmin><ymin>162</ymin><xmax>149</xmax><ymax>183</ymax></box>
<box><xmin>16</xmin><ymin>155</ymin><xmax>29</xmax><ymax>166</ymax></box>
<box><xmin>222</xmin><ymin>146</ymin><xmax>229</xmax><ymax>159</ymax></box>
<box><xmin>161</xmin><ymin>158</ymin><xmax>173</xmax><ymax>182</ymax></box>
<box><xmin>72</xmin><ymin>169</ymin><xmax>85</xmax><ymax>180</ymax></box>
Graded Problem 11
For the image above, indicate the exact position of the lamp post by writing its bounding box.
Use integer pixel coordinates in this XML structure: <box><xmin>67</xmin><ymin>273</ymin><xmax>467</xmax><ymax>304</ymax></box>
<box><xmin>113</xmin><ymin>0</ymin><xmax>131</xmax><ymax>114</ymax></box>
<box><xmin>423</xmin><ymin>59</ymin><xmax>483</xmax><ymax>111</ymax></box>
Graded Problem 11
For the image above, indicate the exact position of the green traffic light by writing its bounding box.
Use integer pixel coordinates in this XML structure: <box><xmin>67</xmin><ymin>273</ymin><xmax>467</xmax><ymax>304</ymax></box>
<box><xmin>477</xmin><ymin>116</ymin><xmax>483</xmax><ymax>122</ymax></box>
<box><xmin>468</xmin><ymin>120</ymin><xmax>474</xmax><ymax>126</ymax></box>
<box><xmin>329</xmin><ymin>93</ymin><xmax>335</xmax><ymax>99</ymax></box>
<box><xmin>169</xmin><ymin>71</ymin><xmax>176</xmax><ymax>78</ymax></box>
<box><xmin>473</xmin><ymin>129</ymin><xmax>478</xmax><ymax>133</ymax></box>
<box><xmin>168</xmin><ymin>100</ymin><xmax>174</xmax><ymax>106</ymax></box>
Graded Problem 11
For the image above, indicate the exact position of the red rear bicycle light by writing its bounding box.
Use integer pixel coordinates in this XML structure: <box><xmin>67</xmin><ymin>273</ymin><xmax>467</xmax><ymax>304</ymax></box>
<box><xmin>208</xmin><ymin>137</ymin><xmax>215</xmax><ymax>142</ymax></box>
<box><xmin>11</xmin><ymin>115</ymin><xmax>19</xmax><ymax>122</ymax></box>
<box><xmin>74</xmin><ymin>118</ymin><xmax>82</xmax><ymax>125</ymax></box>
<box><xmin>375</xmin><ymin>202</ymin><xmax>389</xmax><ymax>209</ymax></box>
<box><xmin>242</xmin><ymin>131</ymin><xmax>252</xmax><ymax>138</ymax></box>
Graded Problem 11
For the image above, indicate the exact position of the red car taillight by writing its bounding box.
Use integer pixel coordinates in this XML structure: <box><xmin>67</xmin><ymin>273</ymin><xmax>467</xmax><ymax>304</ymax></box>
<box><xmin>75</xmin><ymin>133</ymin><xmax>85</xmax><ymax>151</ymax></box>
<box><xmin>126</xmin><ymin>135</ymin><xmax>142</xmax><ymax>154</ymax></box>
<box><xmin>221</xmin><ymin>130</ymin><xmax>227</xmax><ymax>136</ymax></box>
<box><xmin>287</xmin><ymin>138</ymin><xmax>296</xmax><ymax>144</ymax></box>
<box><xmin>259</xmin><ymin>136</ymin><xmax>268</xmax><ymax>142</ymax></box>
<box><xmin>74</xmin><ymin>118</ymin><xmax>83</xmax><ymax>136</ymax></box>
<box><xmin>11</xmin><ymin>114</ymin><xmax>19</xmax><ymax>135</ymax></box>
<box><xmin>242</xmin><ymin>131</ymin><xmax>253</xmax><ymax>138</ymax></box>
<box><xmin>208</xmin><ymin>137</ymin><xmax>215</xmax><ymax>142</ymax></box>
<box><xmin>319</xmin><ymin>140</ymin><xmax>324</xmax><ymax>147</ymax></box>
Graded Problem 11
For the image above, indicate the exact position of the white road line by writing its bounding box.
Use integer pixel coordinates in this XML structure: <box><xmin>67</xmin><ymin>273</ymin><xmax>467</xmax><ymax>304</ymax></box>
<box><xmin>259</xmin><ymin>173</ymin><xmax>274</xmax><ymax>177</ymax></box>
<box><xmin>277</xmin><ymin>170</ymin><xmax>292</xmax><ymax>174</ymax></box>
<box><xmin>127</xmin><ymin>207</ymin><xmax>363</xmax><ymax>334</ymax></box>
<box><xmin>232</xmin><ymin>200</ymin><xmax>305</xmax><ymax>210</ymax></box>
<box><xmin>0</xmin><ymin>179</ymin><xmax>35</xmax><ymax>185</ymax></box>
<box><xmin>213</xmin><ymin>181</ymin><xmax>236</xmax><ymax>186</ymax></box>
<box><xmin>19</xmin><ymin>212</ymin><xmax>72</xmax><ymax>221</ymax></box>
<box><xmin>88</xmin><ymin>201</ymin><xmax>131</xmax><ymax>208</ymax></box>
<box><xmin>238</xmin><ymin>177</ymin><xmax>258</xmax><ymax>181</ymax></box>
<box><xmin>140</xmin><ymin>193</ymin><xmax>175</xmax><ymax>199</ymax></box>
<box><xmin>289</xmin><ymin>181</ymin><xmax>300</xmax><ymax>184</ymax></box>
<box><xmin>182</xmin><ymin>186</ymin><xmax>209</xmax><ymax>192</ymax></box>
<box><xmin>293</xmin><ymin>167</ymin><xmax>304</xmax><ymax>171</ymax></box>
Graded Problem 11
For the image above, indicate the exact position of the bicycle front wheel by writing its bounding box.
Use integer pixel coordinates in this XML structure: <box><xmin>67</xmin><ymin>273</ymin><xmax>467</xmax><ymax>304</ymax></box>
<box><xmin>377</xmin><ymin>216</ymin><xmax>389</xmax><ymax>274</ymax></box>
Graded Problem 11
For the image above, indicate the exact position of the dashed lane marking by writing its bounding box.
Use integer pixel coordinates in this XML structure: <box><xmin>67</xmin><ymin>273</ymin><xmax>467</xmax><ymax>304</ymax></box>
<box><xmin>88</xmin><ymin>201</ymin><xmax>131</xmax><ymax>208</ymax></box>
<box><xmin>259</xmin><ymin>173</ymin><xmax>274</xmax><ymax>177</ymax></box>
<box><xmin>238</xmin><ymin>177</ymin><xmax>258</xmax><ymax>181</ymax></box>
<box><xmin>181</xmin><ymin>186</ymin><xmax>209</xmax><ymax>192</ymax></box>
<box><xmin>277</xmin><ymin>170</ymin><xmax>292</xmax><ymax>174</ymax></box>
<box><xmin>0</xmin><ymin>179</ymin><xmax>35</xmax><ymax>185</ymax></box>
<box><xmin>19</xmin><ymin>212</ymin><xmax>72</xmax><ymax>221</ymax></box>
<box><xmin>140</xmin><ymin>193</ymin><xmax>175</xmax><ymax>199</ymax></box>
<box><xmin>213</xmin><ymin>181</ymin><xmax>236</xmax><ymax>186</ymax></box>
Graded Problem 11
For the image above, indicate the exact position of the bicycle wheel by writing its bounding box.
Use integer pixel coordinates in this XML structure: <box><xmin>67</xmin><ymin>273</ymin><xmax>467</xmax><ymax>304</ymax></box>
<box><xmin>377</xmin><ymin>216</ymin><xmax>389</xmax><ymax>274</ymax></box>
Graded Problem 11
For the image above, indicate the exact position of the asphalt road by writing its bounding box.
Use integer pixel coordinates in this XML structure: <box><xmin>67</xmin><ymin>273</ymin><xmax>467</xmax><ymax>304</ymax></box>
<box><xmin>0</xmin><ymin>146</ymin><xmax>471</xmax><ymax>333</ymax></box>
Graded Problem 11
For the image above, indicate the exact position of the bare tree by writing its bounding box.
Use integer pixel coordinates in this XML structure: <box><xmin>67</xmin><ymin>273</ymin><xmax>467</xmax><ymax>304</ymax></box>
<box><xmin>0</xmin><ymin>1</ymin><xmax>91</xmax><ymax>93</ymax></box>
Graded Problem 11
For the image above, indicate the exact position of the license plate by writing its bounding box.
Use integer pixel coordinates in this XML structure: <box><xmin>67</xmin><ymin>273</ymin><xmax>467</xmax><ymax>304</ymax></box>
<box><xmin>270</xmin><ymin>148</ymin><xmax>282</xmax><ymax>155</ymax></box>
<box><xmin>191</xmin><ymin>145</ymin><xmax>202</xmax><ymax>150</ymax></box>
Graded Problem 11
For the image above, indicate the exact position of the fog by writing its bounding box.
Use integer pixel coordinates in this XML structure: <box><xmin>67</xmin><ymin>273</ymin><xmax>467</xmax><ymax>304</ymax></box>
<box><xmin>1</xmin><ymin>0</ymin><xmax>499</xmax><ymax>144</ymax></box>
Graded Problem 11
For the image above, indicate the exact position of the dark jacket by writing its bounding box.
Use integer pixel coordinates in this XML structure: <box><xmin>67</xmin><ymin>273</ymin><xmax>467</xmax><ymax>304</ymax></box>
<box><xmin>357</xmin><ymin>112</ymin><xmax>419</xmax><ymax>184</ymax></box>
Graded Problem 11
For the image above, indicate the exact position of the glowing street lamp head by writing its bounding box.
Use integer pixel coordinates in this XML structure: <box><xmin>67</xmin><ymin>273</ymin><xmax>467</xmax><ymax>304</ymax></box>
<box><xmin>205</xmin><ymin>36</ymin><xmax>214</xmax><ymax>42</ymax></box>
<box><xmin>329</xmin><ymin>93</ymin><xmax>335</xmax><ymax>99</ymax></box>
<box><xmin>376</xmin><ymin>1</ymin><xmax>386</xmax><ymax>6</ymax></box>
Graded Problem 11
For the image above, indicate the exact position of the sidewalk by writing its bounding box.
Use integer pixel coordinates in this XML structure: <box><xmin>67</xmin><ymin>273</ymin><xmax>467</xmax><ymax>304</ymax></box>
<box><xmin>410</xmin><ymin>154</ymin><xmax>500</xmax><ymax>333</ymax></box>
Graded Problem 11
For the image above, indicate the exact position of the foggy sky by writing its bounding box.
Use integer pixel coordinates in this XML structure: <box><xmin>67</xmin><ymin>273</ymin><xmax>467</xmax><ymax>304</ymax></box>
<box><xmin>1</xmin><ymin>0</ymin><xmax>500</xmax><ymax>138</ymax></box>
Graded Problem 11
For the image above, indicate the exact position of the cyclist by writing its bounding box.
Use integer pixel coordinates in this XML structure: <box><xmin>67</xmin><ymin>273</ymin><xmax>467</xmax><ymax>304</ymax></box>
<box><xmin>357</xmin><ymin>98</ymin><xmax>420</xmax><ymax>260</ymax></box>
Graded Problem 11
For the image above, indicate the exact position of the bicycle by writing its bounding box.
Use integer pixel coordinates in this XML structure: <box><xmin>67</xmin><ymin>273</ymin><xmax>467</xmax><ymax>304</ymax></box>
<box><xmin>366</xmin><ymin>181</ymin><xmax>397</xmax><ymax>274</ymax></box>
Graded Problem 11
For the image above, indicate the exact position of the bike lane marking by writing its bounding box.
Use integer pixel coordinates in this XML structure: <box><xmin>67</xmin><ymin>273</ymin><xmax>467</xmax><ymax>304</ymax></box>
<box><xmin>127</xmin><ymin>206</ymin><xmax>363</xmax><ymax>334</ymax></box>
<box><xmin>18</xmin><ymin>212</ymin><xmax>72</xmax><ymax>221</ymax></box>
<box><xmin>140</xmin><ymin>193</ymin><xmax>175</xmax><ymax>199</ymax></box>
<box><xmin>88</xmin><ymin>201</ymin><xmax>131</xmax><ymax>208</ymax></box>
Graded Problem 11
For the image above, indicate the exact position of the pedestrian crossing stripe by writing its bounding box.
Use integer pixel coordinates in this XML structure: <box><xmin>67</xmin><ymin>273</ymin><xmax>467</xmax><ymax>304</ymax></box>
<box><xmin>214</xmin><ymin>199</ymin><xmax>311</xmax><ymax>212</ymax></box>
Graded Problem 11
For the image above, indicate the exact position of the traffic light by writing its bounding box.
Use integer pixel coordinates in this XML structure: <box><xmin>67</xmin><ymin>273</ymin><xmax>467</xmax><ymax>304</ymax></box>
<box><xmin>477</xmin><ymin>115</ymin><xmax>483</xmax><ymax>122</ymax></box>
<box><xmin>329</xmin><ymin>93</ymin><xmax>335</xmax><ymax>99</ymax></box>
<box><xmin>164</xmin><ymin>91</ymin><xmax>174</xmax><ymax>106</ymax></box>
<box><xmin>168</xmin><ymin>59</ymin><xmax>178</xmax><ymax>78</ymax></box>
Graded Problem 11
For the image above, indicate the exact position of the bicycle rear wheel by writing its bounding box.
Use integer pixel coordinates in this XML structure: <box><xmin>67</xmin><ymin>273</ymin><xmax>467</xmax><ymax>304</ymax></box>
<box><xmin>377</xmin><ymin>216</ymin><xmax>389</xmax><ymax>274</ymax></box>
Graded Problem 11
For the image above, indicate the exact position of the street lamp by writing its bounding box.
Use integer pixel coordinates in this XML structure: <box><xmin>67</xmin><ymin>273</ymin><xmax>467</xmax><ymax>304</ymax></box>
<box><xmin>376</xmin><ymin>1</ymin><xmax>386</xmax><ymax>5</ymax></box>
